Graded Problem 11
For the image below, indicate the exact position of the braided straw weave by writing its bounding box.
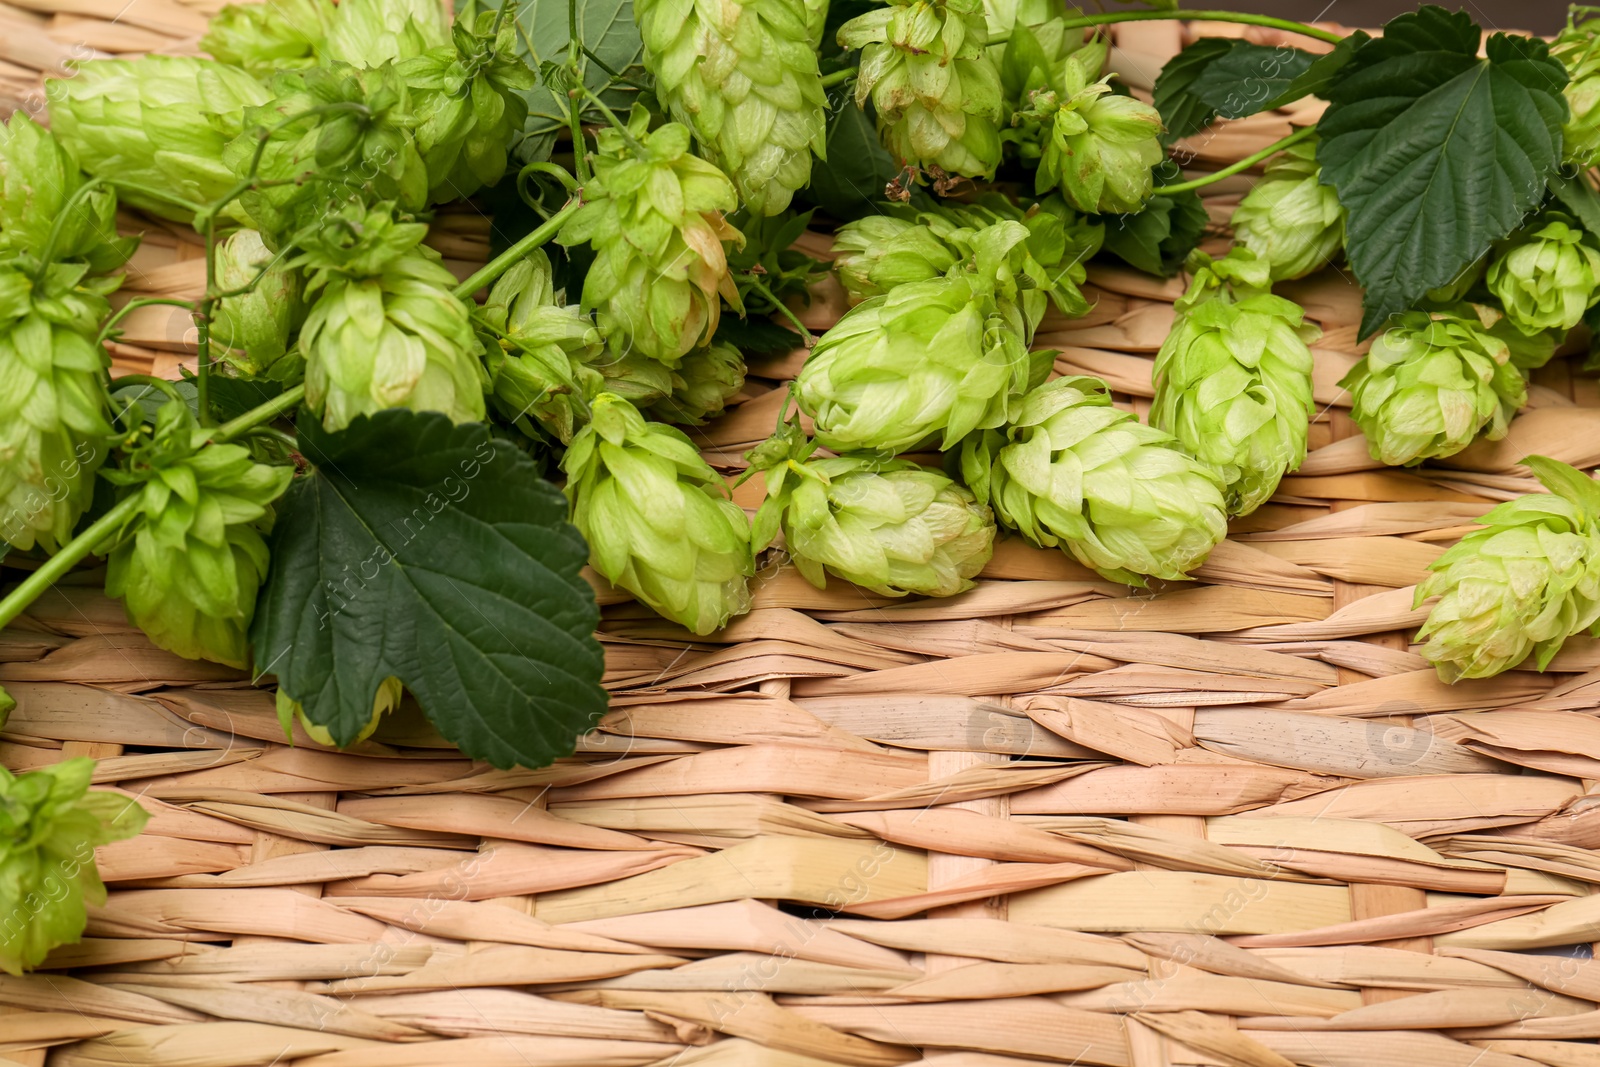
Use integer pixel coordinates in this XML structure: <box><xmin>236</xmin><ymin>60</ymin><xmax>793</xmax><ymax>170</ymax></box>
<box><xmin>6</xmin><ymin>9</ymin><xmax>1600</xmax><ymax>1067</ymax></box>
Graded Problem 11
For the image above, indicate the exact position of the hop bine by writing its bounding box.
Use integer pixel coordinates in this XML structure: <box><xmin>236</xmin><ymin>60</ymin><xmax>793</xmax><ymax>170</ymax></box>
<box><xmin>1417</xmin><ymin>457</ymin><xmax>1600</xmax><ymax>682</ymax></box>
<box><xmin>636</xmin><ymin>0</ymin><xmax>827</xmax><ymax>215</ymax></box>
<box><xmin>101</xmin><ymin>400</ymin><xmax>293</xmax><ymax>669</ymax></box>
<box><xmin>1230</xmin><ymin>135</ymin><xmax>1345</xmax><ymax>282</ymax></box>
<box><xmin>562</xmin><ymin>393</ymin><xmax>754</xmax><ymax>635</ymax></box>
<box><xmin>294</xmin><ymin>202</ymin><xmax>486</xmax><ymax>431</ymax></box>
<box><xmin>797</xmin><ymin>220</ymin><xmax>1036</xmax><ymax>454</ymax></box>
<box><xmin>1553</xmin><ymin>6</ymin><xmax>1600</xmax><ymax>169</ymax></box>
<box><xmin>1341</xmin><ymin>305</ymin><xmax>1552</xmax><ymax>467</ymax></box>
<box><xmin>961</xmin><ymin>375</ymin><xmax>1228</xmax><ymax>586</ymax></box>
<box><xmin>557</xmin><ymin>106</ymin><xmax>744</xmax><ymax>366</ymax></box>
<box><xmin>1486</xmin><ymin>214</ymin><xmax>1600</xmax><ymax>333</ymax></box>
<box><xmin>748</xmin><ymin>419</ymin><xmax>996</xmax><ymax>597</ymax></box>
<box><xmin>46</xmin><ymin>56</ymin><xmax>270</xmax><ymax>224</ymax></box>
<box><xmin>212</xmin><ymin>229</ymin><xmax>305</xmax><ymax>378</ymax></box>
<box><xmin>1151</xmin><ymin>249</ymin><xmax>1318</xmax><ymax>516</ymax></box>
<box><xmin>838</xmin><ymin>0</ymin><xmax>1005</xmax><ymax>179</ymax></box>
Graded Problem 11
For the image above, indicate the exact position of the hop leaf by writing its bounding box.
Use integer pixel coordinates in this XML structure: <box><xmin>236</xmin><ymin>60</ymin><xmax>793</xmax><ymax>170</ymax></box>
<box><xmin>1151</xmin><ymin>249</ymin><xmax>1319</xmax><ymax>516</ymax></box>
<box><xmin>557</xmin><ymin>106</ymin><xmax>744</xmax><ymax>365</ymax></box>
<box><xmin>1416</xmin><ymin>456</ymin><xmax>1600</xmax><ymax>681</ymax></box>
<box><xmin>101</xmin><ymin>400</ymin><xmax>293</xmax><ymax>668</ymax></box>
<box><xmin>1486</xmin><ymin>214</ymin><xmax>1600</xmax><ymax>333</ymax></box>
<box><xmin>961</xmin><ymin>375</ymin><xmax>1228</xmax><ymax>585</ymax></box>
<box><xmin>203</xmin><ymin>0</ymin><xmax>333</xmax><ymax>74</ymax></box>
<box><xmin>1340</xmin><ymin>306</ymin><xmax>1532</xmax><ymax>467</ymax></box>
<box><xmin>46</xmin><ymin>57</ymin><xmax>270</xmax><ymax>224</ymax></box>
<box><xmin>562</xmin><ymin>393</ymin><xmax>755</xmax><ymax>634</ymax></box>
<box><xmin>638</xmin><ymin>0</ymin><xmax>827</xmax><ymax>214</ymax></box>
<box><xmin>213</xmin><ymin>230</ymin><xmax>305</xmax><ymax>377</ymax></box>
<box><xmin>0</xmin><ymin>759</ymin><xmax>148</xmax><ymax>975</ymax></box>
<box><xmin>1230</xmin><ymin>134</ymin><xmax>1345</xmax><ymax>282</ymax></box>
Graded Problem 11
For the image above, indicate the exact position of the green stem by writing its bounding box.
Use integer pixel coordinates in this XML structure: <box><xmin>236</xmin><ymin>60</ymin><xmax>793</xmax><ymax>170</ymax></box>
<box><xmin>1057</xmin><ymin>9</ymin><xmax>1344</xmax><ymax>44</ymax></box>
<box><xmin>95</xmin><ymin>298</ymin><xmax>196</xmax><ymax>347</ymax></box>
<box><xmin>576</xmin><ymin>81</ymin><xmax>638</xmax><ymax>147</ymax></box>
<box><xmin>211</xmin><ymin>384</ymin><xmax>307</xmax><ymax>445</ymax></box>
<box><xmin>820</xmin><ymin>69</ymin><xmax>854</xmax><ymax>89</ymax></box>
<box><xmin>103</xmin><ymin>179</ymin><xmax>206</xmax><ymax>218</ymax></box>
<box><xmin>451</xmin><ymin>197</ymin><xmax>583</xmax><ymax>299</ymax></box>
<box><xmin>743</xmin><ymin>275</ymin><xmax>814</xmax><ymax>345</ymax></box>
<box><xmin>1152</xmin><ymin>125</ymin><xmax>1316</xmax><ymax>195</ymax></box>
<box><xmin>33</xmin><ymin>178</ymin><xmax>106</xmax><ymax>279</ymax></box>
<box><xmin>110</xmin><ymin>373</ymin><xmax>187</xmax><ymax>404</ymax></box>
<box><xmin>0</xmin><ymin>494</ymin><xmax>142</xmax><ymax>633</ymax></box>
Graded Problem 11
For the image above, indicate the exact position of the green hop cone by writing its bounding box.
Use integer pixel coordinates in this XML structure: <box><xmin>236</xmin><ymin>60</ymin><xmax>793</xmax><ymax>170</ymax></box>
<box><xmin>1553</xmin><ymin>7</ymin><xmax>1600</xmax><ymax>168</ymax></box>
<box><xmin>1341</xmin><ymin>306</ymin><xmax>1532</xmax><ymax>467</ymax></box>
<box><xmin>46</xmin><ymin>57</ymin><xmax>270</xmax><ymax>224</ymax></box>
<box><xmin>562</xmin><ymin>393</ymin><xmax>755</xmax><ymax>635</ymax></box>
<box><xmin>203</xmin><ymin>0</ymin><xmax>333</xmax><ymax>75</ymax></box>
<box><xmin>839</xmin><ymin>0</ymin><xmax>1004</xmax><ymax>178</ymax></box>
<box><xmin>1230</xmin><ymin>135</ymin><xmax>1345</xmax><ymax>282</ymax></box>
<box><xmin>750</xmin><ymin>421</ymin><xmax>996</xmax><ymax>596</ymax></box>
<box><xmin>277</xmin><ymin>676</ymin><xmax>403</xmax><ymax>747</ymax></box>
<box><xmin>479</xmin><ymin>249</ymin><xmax>604</xmax><ymax>445</ymax></box>
<box><xmin>0</xmin><ymin>262</ymin><xmax>115</xmax><ymax>553</ymax></box>
<box><xmin>637</xmin><ymin>0</ymin><xmax>827</xmax><ymax>214</ymax></box>
<box><xmin>102</xmin><ymin>400</ymin><xmax>292</xmax><ymax>669</ymax></box>
<box><xmin>961</xmin><ymin>375</ymin><xmax>1228</xmax><ymax>585</ymax></box>
<box><xmin>557</xmin><ymin>107</ymin><xmax>744</xmax><ymax>366</ymax></box>
<box><xmin>1486</xmin><ymin>214</ymin><xmax>1600</xmax><ymax>333</ymax></box>
<box><xmin>295</xmin><ymin>202</ymin><xmax>485</xmax><ymax>431</ymax></box>
<box><xmin>1014</xmin><ymin>72</ymin><xmax>1163</xmax><ymax>213</ymax></box>
<box><xmin>831</xmin><ymin>214</ymin><xmax>962</xmax><ymax>301</ymax></box>
<box><xmin>0</xmin><ymin>114</ymin><xmax>131</xmax><ymax>272</ymax></box>
<box><xmin>1151</xmin><ymin>249</ymin><xmax>1318</xmax><ymax>517</ymax></box>
<box><xmin>1416</xmin><ymin>456</ymin><xmax>1600</xmax><ymax>682</ymax></box>
<box><xmin>322</xmin><ymin>0</ymin><xmax>449</xmax><ymax>66</ymax></box>
<box><xmin>798</xmin><ymin>222</ymin><xmax>1036</xmax><ymax>453</ymax></box>
<box><xmin>581</xmin><ymin>344</ymin><xmax>676</xmax><ymax>406</ymax></box>
<box><xmin>399</xmin><ymin>14</ymin><xmax>536</xmax><ymax>204</ymax></box>
<box><xmin>645</xmin><ymin>342</ymin><xmax>746</xmax><ymax>426</ymax></box>
<box><xmin>0</xmin><ymin>758</ymin><xmax>147</xmax><ymax>975</ymax></box>
<box><xmin>212</xmin><ymin>229</ymin><xmax>305</xmax><ymax>377</ymax></box>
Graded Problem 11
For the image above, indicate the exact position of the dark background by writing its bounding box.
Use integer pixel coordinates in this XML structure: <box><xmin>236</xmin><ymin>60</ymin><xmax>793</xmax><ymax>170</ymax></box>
<box><xmin>1153</xmin><ymin>0</ymin><xmax>1567</xmax><ymax>34</ymax></box>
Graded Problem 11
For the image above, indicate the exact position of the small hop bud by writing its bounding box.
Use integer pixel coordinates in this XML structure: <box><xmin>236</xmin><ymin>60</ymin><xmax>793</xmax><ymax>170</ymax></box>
<box><xmin>213</xmin><ymin>230</ymin><xmax>305</xmax><ymax>378</ymax></box>
<box><xmin>645</xmin><ymin>342</ymin><xmax>747</xmax><ymax>426</ymax></box>
<box><xmin>1486</xmin><ymin>215</ymin><xmax>1600</xmax><ymax>333</ymax></box>
<box><xmin>276</xmin><ymin>676</ymin><xmax>403</xmax><ymax>747</ymax></box>
<box><xmin>1014</xmin><ymin>76</ymin><xmax>1163</xmax><ymax>214</ymax></box>
<box><xmin>1230</xmin><ymin>135</ymin><xmax>1346</xmax><ymax>282</ymax></box>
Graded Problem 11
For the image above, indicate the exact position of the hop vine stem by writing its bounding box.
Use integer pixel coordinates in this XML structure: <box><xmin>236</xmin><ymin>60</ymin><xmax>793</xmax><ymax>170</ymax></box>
<box><xmin>1153</xmin><ymin>126</ymin><xmax>1317</xmax><ymax>195</ymax></box>
<box><xmin>1056</xmin><ymin>10</ymin><xmax>1344</xmax><ymax>45</ymax></box>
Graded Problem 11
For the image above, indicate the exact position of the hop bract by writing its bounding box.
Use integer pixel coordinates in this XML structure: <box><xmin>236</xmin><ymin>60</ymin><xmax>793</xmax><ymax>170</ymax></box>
<box><xmin>1014</xmin><ymin>70</ymin><xmax>1162</xmax><ymax>214</ymax></box>
<box><xmin>1417</xmin><ymin>457</ymin><xmax>1600</xmax><ymax>681</ymax></box>
<box><xmin>0</xmin><ymin>759</ymin><xmax>147</xmax><ymax>975</ymax></box>
<box><xmin>961</xmin><ymin>375</ymin><xmax>1228</xmax><ymax>585</ymax></box>
<box><xmin>751</xmin><ymin>424</ymin><xmax>996</xmax><ymax>596</ymax></box>
<box><xmin>203</xmin><ymin>0</ymin><xmax>333</xmax><ymax>75</ymax></box>
<box><xmin>562</xmin><ymin>393</ymin><xmax>754</xmax><ymax>635</ymax></box>
<box><xmin>1487</xmin><ymin>215</ymin><xmax>1600</xmax><ymax>333</ymax></box>
<box><xmin>1230</xmin><ymin>136</ymin><xmax>1345</xmax><ymax>281</ymax></box>
<box><xmin>213</xmin><ymin>229</ymin><xmax>305</xmax><ymax>378</ymax></box>
<box><xmin>1341</xmin><ymin>307</ymin><xmax>1532</xmax><ymax>467</ymax></box>
<box><xmin>46</xmin><ymin>56</ymin><xmax>270</xmax><ymax>223</ymax></box>
<box><xmin>557</xmin><ymin>107</ymin><xmax>743</xmax><ymax>366</ymax></box>
<box><xmin>839</xmin><ymin>0</ymin><xmax>1005</xmax><ymax>178</ymax></box>
<box><xmin>1553</xmin><ymin>7</ymin><xmax>1600</xmax><ymax>168</ymax></box>
<box><xmin>322</xmin><ymin>0</ymin><xmax>449</xmax><ymax>66</ymax></box>
<box><xmin>646</xmin><ymin>342</ymin><xmax>747</xmax><ymax>426</ymax></box>
<box><xmin>102</xmin><ymin>400</ymin><xmax>292</xmax><ymax>669</ymax></box>
<box><xmin>295</xmin><ymin>202</ymin><xmax>485</xmax><ymax>431</ymax></box>
<box><xmin>637</xmin><ymin>0</ymin><xmax>827</xmax><ymax>214</ymax></box>
<box><xmin>1151</xmin><ymin>249</ymin><xmax>1318</xmax><ymax>516</ymax></box>
<box><xmin>798</xmin><ymin>222</ymin><xmax>1036</xmax><ymax>453</ymax></box>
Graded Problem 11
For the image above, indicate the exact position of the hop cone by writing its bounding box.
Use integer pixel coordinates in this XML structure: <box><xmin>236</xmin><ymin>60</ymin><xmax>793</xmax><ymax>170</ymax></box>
<box><xmin>562</xmin><ymin>393</ymin><xmax>754</xmax><ymax>635</ymax></box>
<box><xmin>961</xmin><ymin>375</ymin><xmax>1228</xmax><ymax>585</ymax></box>
<box><xmin>798</xmin><ymin>221</ymin><xmax>1036</xmax><ymax>453</ymax></box>
<box><xmin>102</xmin><ymin>400</ymin><xmax>292</xmax><ymax>668</ymax></box>
<box><xmin>203</xmin><ymin>0</ymin><xmax>333</xmax><ymax>75</ymax></box>
<box><xmin>839</xmin><ymin>0</ymin><xmax>1004</xmax><ymax>178</ymax></box>
<box><xmin>0</xmin><ymin>759</ymin><xmax>147</xmax><ymax>975</ymax></box>
<box><xmin>646</xmin><ymin>342</ymin><xmax>747</xmax><ymax>425</ymax></box>
<box><xmin>322</xmin><ymin>0</ymin><xmax>449</xmax><ymax>66</ymax></box>
<box><xmin>1151</xmin><ymin>249</ymin><xmax>1318</xmax><ymax>516</ymax></box>
<box><xmin>582</xmin><ymin>344</ymin><xmax>676</xmax><ymax>406</ymax></box>
<box><xmin>750</xmin><ymin>423</ymin><xmax>996</xmax><ymax>596</ymax></box>
<box><xmin>1231</xmin><ymin>135</ymin><xmax>1345</xmax><ymax>282</ymax></box>
<box><xmin>399</xmin><ymin>14</ymin><xmax>536</xmax><ymax>203</ymax></box>
<box><xmin>480</xmin><ymin>250</ymin><xmax>604</xmax><ymax>445</ymax></box>
<box><xmin>0</xmin><ymin>263</ymin><xmax>115</xmax><ymax>553</ymax></box>
<box><xmin>46</xmin><ymin>57</ymin><xmax>269</xmax><ymax>223</ymax></box>
<box><xmin>277</xmin><ymin>676</ymin><xmax>402</xmax><ymax>747</ymax></box>
<box><xmin>1554</xmin><ymin>7</ymin><xmax>1600</xmax><ymax>168</ymax></box>
<box><xmin>1014</xmin><ymin>72</ymin><xmax>1163</xmax><ymax>213</ymax></box>
<box><xmin>1487</xmin><ymin>215</ymin><xmax>1600</xmax><ymax>333</ymax></box>
<box><xmin>1341</xmin><ymin>307</ymin><xmax>1531</xmax><ymax>467</ymax></box>
<box><xmin>213</xmin><ymin>229</ymin><xmax>304</xmax><ymax>378</ymax></box>
<box><xmin>295</xmin><ymin>203</ymin><xmax>485</xmax><ymax>431</ymax></box>
<box><xmin>638</xmin><ymin>0</ymin><xmax>827</xmax><ymax>214</ymax></box>
<box><xmin>0</xmin><ymin>114</ymin><xmax>130</xmax><ymax>272</ymax></box>
<box><xmin>557</xmin><ymin>107</ymin><xmax>744</xmax><ymax>365</ymax></box>
<box><xmin>1416</xmin><ymin>457</ymin><xmax>1600</xmax><ymax>681</ymax></box>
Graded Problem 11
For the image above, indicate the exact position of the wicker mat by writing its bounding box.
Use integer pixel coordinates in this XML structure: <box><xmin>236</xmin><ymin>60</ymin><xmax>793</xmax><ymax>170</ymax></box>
<box><xmin>6</xmin><ymin>10</ymin><xmax>1600</xmax><ymax>1067</ymax></box>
